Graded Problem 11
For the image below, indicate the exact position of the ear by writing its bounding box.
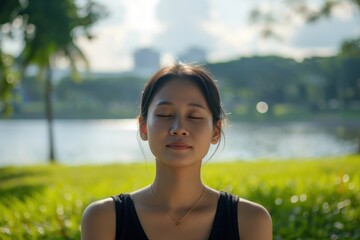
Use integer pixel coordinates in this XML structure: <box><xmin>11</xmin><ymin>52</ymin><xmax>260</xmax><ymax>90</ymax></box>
<box><xmin>211</xmin><ymin>120</ymin><xmax>222</xmax><ymax>144</ymax></box>
<box><xmin>138</xmin><ymin>117</ymin><xmax>148</xmax><ymax>141</ymax></box>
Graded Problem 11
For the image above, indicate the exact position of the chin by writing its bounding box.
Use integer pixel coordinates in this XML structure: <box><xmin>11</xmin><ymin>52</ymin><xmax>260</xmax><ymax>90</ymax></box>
<box><xmin>157</xmin><ymin>156</ymin><xmax>201</xmax><ymax>167</ymax></box>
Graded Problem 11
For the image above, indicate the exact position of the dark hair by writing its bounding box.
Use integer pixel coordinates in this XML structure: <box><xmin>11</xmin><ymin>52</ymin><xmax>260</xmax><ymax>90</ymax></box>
<box><xmin>140</xmin><ymin>63</ymin><xmax>225</xmax><ymax>125</ymax></box>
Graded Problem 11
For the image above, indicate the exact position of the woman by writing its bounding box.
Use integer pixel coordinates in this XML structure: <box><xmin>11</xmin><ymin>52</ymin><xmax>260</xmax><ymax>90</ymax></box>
<box><xmin>81</xmin><ymin>63</ymin><xmax>272</xmax><ymax>240</ymax></box>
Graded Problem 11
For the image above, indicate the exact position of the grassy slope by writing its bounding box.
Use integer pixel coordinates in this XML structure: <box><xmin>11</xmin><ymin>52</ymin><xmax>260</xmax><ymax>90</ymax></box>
<box><xmin>0</xmin><ymin>155</ymin><xmax>359</xmax><ymax>239</ymax></box>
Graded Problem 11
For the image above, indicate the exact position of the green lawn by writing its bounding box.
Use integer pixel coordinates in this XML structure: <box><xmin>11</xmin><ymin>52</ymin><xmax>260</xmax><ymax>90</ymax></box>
<box><xmin>1</xmin><ymin>155</ymin><xmax>359</xmax><ymax>239</ymax></box>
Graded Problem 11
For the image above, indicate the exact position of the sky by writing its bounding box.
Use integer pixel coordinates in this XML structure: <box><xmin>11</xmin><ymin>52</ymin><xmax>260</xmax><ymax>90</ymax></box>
<box><xmin>4</xmin><ymin>0</ymin><xmax>360</xmax><ymax>73</ymax></box>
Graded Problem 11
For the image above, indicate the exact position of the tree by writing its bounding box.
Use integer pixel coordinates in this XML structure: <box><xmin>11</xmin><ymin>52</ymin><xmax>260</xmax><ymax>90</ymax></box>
<box><xmin>0</xmin><ymin>0</ymin><xmax>22</xmax><ymax>116</ymax></box>
<box><xmin>249</xmin><ymin>0</ymin><xmax>360</xmax><ymax>114</ymax></box>
<box><xmin>0</xmin><ymin>0</ymin><xmax>107</xmax><ymax>162</ymax></box>
<box><xmin>341</xmin><ymin>38</ymin><xmax>360</xmax><ymax>57</ymax></box>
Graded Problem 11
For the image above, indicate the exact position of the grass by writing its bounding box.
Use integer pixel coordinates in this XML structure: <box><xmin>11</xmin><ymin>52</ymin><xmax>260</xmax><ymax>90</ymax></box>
<box><xmin>0</xmin><ymin>155</ymin><xmax>359</xmax><ymax>239</ymax></box>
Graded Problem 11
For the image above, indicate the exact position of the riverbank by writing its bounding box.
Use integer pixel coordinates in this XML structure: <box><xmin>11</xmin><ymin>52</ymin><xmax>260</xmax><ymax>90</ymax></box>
<box><xmin>1</xmin><ymin>155</ymin><xmax>359</xmax><ymax>239</ymax></box>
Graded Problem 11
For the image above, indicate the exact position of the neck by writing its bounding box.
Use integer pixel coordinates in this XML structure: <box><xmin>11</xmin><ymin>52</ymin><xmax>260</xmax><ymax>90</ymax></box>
<box><xmin>149</xmin><ymin>182</ymin><xmax>206</xmax><ymax>226</ymax></box>
<box><xmin>152</xmin><ymin>162</ymin><xmax>204</xmax><ymax>208</ymax></box>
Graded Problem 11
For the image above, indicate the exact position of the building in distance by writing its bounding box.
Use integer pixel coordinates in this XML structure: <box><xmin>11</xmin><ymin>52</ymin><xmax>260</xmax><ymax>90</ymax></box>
<box><xmin>133</xmin><ymin>47</ymin><xmax>160</xmax><ymax>77</ymax></box>
<box><xmin>178</xmin><ymin>46</ymin><xmax>207</xmax><ymax>63</ymax></box>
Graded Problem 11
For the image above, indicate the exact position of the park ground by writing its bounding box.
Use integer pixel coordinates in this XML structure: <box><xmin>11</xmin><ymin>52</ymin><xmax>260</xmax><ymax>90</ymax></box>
<box><xmin>0</xmin><ymin>155</ymin><xmax>359</xmax><ymax>239</ymax></box>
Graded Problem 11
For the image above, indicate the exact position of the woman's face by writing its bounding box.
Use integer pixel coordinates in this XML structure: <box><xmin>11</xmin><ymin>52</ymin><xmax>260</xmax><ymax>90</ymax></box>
<box><xmin>140</xmin><ymin>78</ymin><xmax>221</xmax><ymax>167</ymax></box>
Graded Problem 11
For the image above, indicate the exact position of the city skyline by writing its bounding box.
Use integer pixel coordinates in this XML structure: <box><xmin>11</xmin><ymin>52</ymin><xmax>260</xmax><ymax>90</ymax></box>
<box><xmin>3</xmin><ymin>0</ymin><xmax>359</xmax><ymax>73</ymax></box>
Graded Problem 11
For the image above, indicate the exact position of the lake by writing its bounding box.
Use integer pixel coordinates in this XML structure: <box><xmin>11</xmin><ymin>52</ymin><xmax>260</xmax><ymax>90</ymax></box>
<box><xmin>0</xmin><ymin>119</ymin><xmax>358</xmax><ymax>167</ymax></box>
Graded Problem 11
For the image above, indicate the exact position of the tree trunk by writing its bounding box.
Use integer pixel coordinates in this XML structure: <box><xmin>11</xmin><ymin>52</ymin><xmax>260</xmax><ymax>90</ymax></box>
<box><xmin>45</xmin><ymin>65</ymin><xmax>56</xmax><ymax>162</ymax></box>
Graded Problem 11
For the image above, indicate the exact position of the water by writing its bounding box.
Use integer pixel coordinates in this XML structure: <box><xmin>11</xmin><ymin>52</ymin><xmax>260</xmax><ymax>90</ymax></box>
<box><xmin>0</xmin><ymin>119</ymin><xmax>358</xmax><ymax>166</ymax></box>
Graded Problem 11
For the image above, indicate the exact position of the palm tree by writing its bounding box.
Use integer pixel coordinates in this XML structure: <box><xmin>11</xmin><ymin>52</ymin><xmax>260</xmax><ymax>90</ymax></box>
<box><xmin>18</xmin><ymin>0</ymin><xmax>106</xmax><ymax>162</ymax></box>
<box><xmin>0</xmin><ymin>0</ymin><xmax>22</xmax><ymax>116</ymax></box>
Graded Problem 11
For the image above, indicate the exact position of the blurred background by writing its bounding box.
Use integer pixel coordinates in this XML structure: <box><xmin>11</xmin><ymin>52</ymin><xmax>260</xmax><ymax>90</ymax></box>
<box><xmin>1</xmin><ymin>0</ymin><xmax>359</xmax><ymax>166</ymax></box>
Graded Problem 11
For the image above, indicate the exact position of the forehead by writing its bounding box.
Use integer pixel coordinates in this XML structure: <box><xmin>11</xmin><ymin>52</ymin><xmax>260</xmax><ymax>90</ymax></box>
<box><xmin>150</xmin><ymin>78</ymin><xmax>207</xmax><ymax>106</ymax></box>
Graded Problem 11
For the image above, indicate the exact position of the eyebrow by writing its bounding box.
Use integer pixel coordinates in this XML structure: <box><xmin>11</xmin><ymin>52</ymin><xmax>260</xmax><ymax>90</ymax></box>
<box><xmin>155</xmin><ymin>101</ymin><xmax>206</xmax><ymax>110</ymax></box>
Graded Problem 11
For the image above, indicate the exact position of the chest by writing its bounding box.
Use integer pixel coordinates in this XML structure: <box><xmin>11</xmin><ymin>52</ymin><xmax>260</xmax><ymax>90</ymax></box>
<box><xmin>138</xmin><ymin>207</ymin><xmax>216</xmax><ymax>240</ymax></box>
<box><xmin>113</xmin><ymin>193</ymin><xmax>240</xmax><ymax>240</ymax></box>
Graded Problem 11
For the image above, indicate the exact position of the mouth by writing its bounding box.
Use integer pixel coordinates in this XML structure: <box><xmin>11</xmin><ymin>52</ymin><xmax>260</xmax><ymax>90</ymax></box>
<box><xmin>166</xmin><ymin>142</ymin><xmax>192</xmax><ymax>150</ymax></box>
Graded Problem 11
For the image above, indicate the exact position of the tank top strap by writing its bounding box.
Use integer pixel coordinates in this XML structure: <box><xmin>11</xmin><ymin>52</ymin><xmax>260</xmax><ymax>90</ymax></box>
<box><xmin>111</xmin><ymin>194</ymin><xmax>148</xmax><ymax>240</ymax></box>
<box><xmin>208</xmin><ymin>191</ymin><xmax>240</xmax><ymax>240</ymax></box>
<box><xmin>112</xmin><ymin>192</ymin><xmax>239</xmax><ymax>240</ymax></box>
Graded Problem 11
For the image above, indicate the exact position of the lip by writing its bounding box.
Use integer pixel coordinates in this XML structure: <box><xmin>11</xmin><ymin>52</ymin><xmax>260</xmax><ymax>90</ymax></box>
<box><xmin>166</xmin><ymin>142</ymin><xmax>192</xmax><ymax>150</ymax></box>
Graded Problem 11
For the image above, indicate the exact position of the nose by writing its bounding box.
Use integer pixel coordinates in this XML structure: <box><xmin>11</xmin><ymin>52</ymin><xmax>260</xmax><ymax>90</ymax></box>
<box><xmin>170</xmin><ymin>118</ymin><xmax>189</xmax><ymax>136</ymax></box>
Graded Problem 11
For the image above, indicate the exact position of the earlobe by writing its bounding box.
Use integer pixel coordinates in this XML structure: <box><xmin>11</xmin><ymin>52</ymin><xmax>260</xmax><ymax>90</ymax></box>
<box><xmin>211</xmin><ymin>120</ymin><xmax>222</xmax><ymax>144</ymax></box>
<box><xmin>140</xmin><ymin>131</ymin><xmax>148</xmax><ymax>141</ymax></box>
<box><xmin>211</xmin><ymin>133</ymin><xmax>220</xmax><ymax>144</ymax></box>
<box><xmin>138</xmin><ymin>117</ymin><xmax>148</xmax><ymax>141</ymax></box>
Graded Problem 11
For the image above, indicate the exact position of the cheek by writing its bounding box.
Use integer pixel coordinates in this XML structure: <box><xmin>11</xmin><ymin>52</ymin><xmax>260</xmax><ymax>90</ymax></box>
<box><xmin>194</xmin><ymin>121</ymin><xmax>214</xmax><ymax>138</ymax></box>
<box><xmin>146</xmin><ymin>118</ymin><xmax>168</xmax><ymax>136</ymax></box>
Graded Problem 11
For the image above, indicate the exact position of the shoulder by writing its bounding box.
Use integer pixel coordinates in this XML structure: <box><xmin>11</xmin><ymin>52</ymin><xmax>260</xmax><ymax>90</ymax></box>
<box><xmin>237</xmin><ymin>198</ymin><xmax>272</xmax><ymax>240</ymax></box>
<box><xmin>81</xmin><ymin>197</ymin><xmax>116</xmax><ymax>240</ymax></box>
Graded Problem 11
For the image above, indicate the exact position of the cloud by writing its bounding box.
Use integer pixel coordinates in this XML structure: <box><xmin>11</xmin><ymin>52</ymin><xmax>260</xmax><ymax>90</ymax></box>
<box><xmin>76</xmin><ymin>0</ymin><xmax>163</xmax><ymax>71</ymax></box>
<box><xmin>203</xmin><ymin>1</ymin><xmax>298</xmax><ymax>62</ymax></box>
<box><xmin>122</xmin><ymin>0</ymin><xmax>163</xmax><ymax>35</ymax></box>
<box><xmin>153</xmin><ymin>0</ymin><xmax>216</xmax><ymax>54</ymax></box>
<box><xmin>76</xmin><ymin>24</ymin><xmax>132</xmax><ymax>71</ymax></box>
<box><xmin>291</xmin><ymin>17</ymin><xmax>359</xmax><ymax>49</ymax></box>
<box><xmin>77</xmin><ymin>0</ymin><xmax>360</xmax><ymax>72</ymax></box>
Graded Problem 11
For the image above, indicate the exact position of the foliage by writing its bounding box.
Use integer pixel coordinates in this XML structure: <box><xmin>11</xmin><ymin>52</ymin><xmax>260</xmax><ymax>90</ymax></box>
<box><xmin>0</xmin><ymin>52</ymin><xmax>20</xmax><ymax>116</ymax></box>
<box><xmin>0</xmin><ymin>0</ymin><xmax>108</xmax><ymax>162</ymax></box>
<box><xmin>341</xmin><ymin>38</ymin><xmax>360</xmax><ymax>57</ymax></box>
<box><xmin>0</xmin><ymin>156</ymin><xmax>359</xmax><ymax>239</ymax></box>
<box><xmin>208</xmin><ymin>56</ymin><xmax>301</xmax><ymax>106</ymax></box>
<box><xmin>208</xmin><ymin>55</ymin><xmax>360</xmax><ymax>119</ymax></box>
<box><xmin>55</xmin><ymin>75</ymin><xmax>146</xmax><ymax>118</ymax></box>
<box><xmin>18</xmin><ymin>0</ymin><xmax>107</xmax><ymax>74</ymax></box>
<box><xmin>0</xmin><ymin>0</ymin><xmax>22</xmax><ymax>116</ymax></box>
<box><xmin>7</xmin><ymin>55</ymin><xmax>360</xmax><ymax>120</ymax></box>
<box><xmin>0</xmin><ymin>0</ymin><xmax>107</xmax><ymax>115</ymax></box>
<box><xmin>56</xmin><ymin>75</ymin><xmax>145</xmax><ymax>104</ymax></box>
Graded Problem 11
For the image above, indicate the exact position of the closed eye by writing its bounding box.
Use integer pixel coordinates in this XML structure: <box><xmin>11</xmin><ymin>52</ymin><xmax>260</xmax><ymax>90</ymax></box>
<box><xmin>189</xmin><ymin>116</ymin><xmax>203</xmax><ymax>119</ymax></box>
<box><xmin>156</xmin><ymin>114</ymin><xmax>172</xmax><ymax>118</ymax></box>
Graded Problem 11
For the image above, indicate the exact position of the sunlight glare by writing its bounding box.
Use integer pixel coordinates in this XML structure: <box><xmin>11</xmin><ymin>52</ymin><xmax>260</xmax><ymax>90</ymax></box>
<box><xmin>256</xmin><ymin>101</ymin><xmax>269</xmax><ymax>114</ymax></box>
<box><xmin>122</xmin><ymin>0</ymin><xmax>163</xmax><ymax>35</ymax></box>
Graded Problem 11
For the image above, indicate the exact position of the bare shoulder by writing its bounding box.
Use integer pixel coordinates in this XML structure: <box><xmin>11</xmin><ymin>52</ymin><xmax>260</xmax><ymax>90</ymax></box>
<box><xmin>81</xmin><ymin>197</ymin><xmax>116</xmax><ymax>240</ymax></box>
<box><xmin>237</xmin><ymin>198</ymin><xmax>273</xmax><ymax>240</ymax></box>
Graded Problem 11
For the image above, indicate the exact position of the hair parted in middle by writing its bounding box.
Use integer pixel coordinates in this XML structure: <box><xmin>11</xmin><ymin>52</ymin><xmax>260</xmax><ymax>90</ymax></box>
<box><xmin>139</xmin><ymin>63</ymin><xmax>226</xmax><ymax>126</ymax></box>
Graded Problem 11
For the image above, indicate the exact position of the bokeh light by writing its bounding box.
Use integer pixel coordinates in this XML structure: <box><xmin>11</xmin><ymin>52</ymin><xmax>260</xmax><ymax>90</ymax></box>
<box><xmin>256</xmin><ymin>101</ymin><xmax>269</xmax><ymax>113</ymax></box>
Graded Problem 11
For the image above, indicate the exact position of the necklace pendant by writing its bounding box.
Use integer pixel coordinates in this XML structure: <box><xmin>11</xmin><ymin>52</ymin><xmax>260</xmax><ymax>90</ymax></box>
<box><xmin>150</xmin><ymin>185</ymin><xmax>206</xmax><ymax>227</ymax></box>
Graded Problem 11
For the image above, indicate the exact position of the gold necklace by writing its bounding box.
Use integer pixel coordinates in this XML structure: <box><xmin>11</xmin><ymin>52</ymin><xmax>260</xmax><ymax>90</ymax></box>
<box><xmin>149</xmin><ymin>184</ymin><xmax>205</xmax><ymax>226</ymax></box>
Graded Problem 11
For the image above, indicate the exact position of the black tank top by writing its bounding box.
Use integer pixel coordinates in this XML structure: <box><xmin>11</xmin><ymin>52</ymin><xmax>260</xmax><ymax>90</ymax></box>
<box><xmin>111</xmin><ymin>191</ymin><xmax>240</xmax><ymax>240</ymax></box>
